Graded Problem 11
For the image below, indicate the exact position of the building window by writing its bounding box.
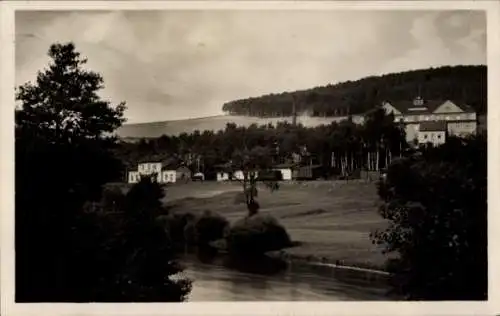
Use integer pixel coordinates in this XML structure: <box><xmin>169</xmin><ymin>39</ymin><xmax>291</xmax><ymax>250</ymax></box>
<box><xmin>437</xmin><ymin>135</ymin><xmax>441</xmax><ymax>139</ymax></box>
<box><xmin>424</xmin><ymin>134</ymin><xmax>428</xmax><ymax>139</ymax></box>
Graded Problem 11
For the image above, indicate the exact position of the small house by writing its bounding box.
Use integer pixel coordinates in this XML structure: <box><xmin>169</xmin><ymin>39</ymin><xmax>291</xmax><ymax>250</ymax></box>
<box><xmin>232</xmin><ymin>170</ymin><xmax>245</xmax><ymax>181</ymax></box>
<box><xmin>216</xmin><ymin>171</ymin><xmax>230</xmax><ymax>181</ymax></box>
<box><xmin>214</xmin><ymin>163</ymin><xmax>232</xmax><ymax>182</ymax></box>
<box><xmin>192</xmin><ymin>172</ymin><xmax>205</xmax><ymax>181</ymax></box>
<box><xmin>272</xmin><ymin>163</ymin><xmax>295</xmax><ymax>181</ymax></box>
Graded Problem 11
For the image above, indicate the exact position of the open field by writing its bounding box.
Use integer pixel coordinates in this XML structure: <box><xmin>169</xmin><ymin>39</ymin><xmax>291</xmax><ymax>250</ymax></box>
<box><xmin>164</xmin><ymin>180</ymin><xmax>391</xmax><ymax>270</ymax></box>
<box><xmin>116</xmin><ymin>113</ymin><xmax>486</xmax><ymax>140</ymax></box>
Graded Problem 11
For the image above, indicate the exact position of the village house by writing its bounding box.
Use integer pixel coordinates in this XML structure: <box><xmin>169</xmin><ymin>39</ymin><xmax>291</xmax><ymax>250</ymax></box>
<box><xmin>216</xmin><ymin>171</ymin><xmax>230</xmax><ymax>181</ymax></box>
<box><xmin>127</xmin><ymin>161</ymin><xmax>178</xmax><ymax>184</ymax></box>
<box><xmin>417</xmin><ymin>121</ymin><xmax>447</xmax><ymax>146</ymax></box>
<box><xmin>379</xmin><ymin>96</ymin><xmax>477</xmax><ymax>144</ymax></box>
<box><xmin>271</xmin><ymin>163</ymin><xmax>294</xmax><ymax>181</ymax></box>
<box><xmin>213</xmin><ymin>163</ymin><xmax>232</xmax><ymax>181</ymax></box>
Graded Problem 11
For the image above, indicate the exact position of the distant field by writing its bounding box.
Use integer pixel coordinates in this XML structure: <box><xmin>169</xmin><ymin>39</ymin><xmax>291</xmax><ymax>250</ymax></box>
<box><xmin>165</xmin><ymin>180</ymin><xmax>390</xmax><ymax>269</ymax></box>
<box><xmin>116</xmin><ymin>115</ymin><xmax>351</xmax><ymax>138</ymax></box>
<box><xmin>117</xmin><ymin>113</ymin><xmax>487</xmax><ymax>139</ymax></box>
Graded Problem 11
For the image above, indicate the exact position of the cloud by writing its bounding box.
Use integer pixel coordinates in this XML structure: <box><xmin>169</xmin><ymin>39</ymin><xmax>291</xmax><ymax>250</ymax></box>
<box><xmin>15</xmin><ymin>10</ymin><xmax>486</xmax><ymax>123</ymax></box>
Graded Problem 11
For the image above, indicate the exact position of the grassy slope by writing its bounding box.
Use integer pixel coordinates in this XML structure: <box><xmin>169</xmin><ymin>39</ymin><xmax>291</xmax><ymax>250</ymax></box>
<box><xmin>117</xmin><ymin>114</ymin><xmax>486</xmax><ymax>140</ymax></box>
<box><xmin>116</xmin><ymin>115</ymin><xmax>350</xmax><ymax>139</ymax></box>
<box><xmin>165</xmin><ymin>181</ymin><xmax>390</xmax><ymax>270</ymax></box>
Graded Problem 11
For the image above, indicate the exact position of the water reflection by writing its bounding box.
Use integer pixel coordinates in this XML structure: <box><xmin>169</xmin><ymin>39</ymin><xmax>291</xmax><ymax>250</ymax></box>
<box><xmin>178</xmin><ymin>252</ymin><xmax>391</xmax><ymax>301</ymax></box>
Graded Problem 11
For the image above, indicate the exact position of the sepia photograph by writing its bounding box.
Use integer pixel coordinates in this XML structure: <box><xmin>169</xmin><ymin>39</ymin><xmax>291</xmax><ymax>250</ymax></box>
<box><xmin>1</xmin><ymin>0</ymin><xmax>499</xmax><ymax>315</ymax></box>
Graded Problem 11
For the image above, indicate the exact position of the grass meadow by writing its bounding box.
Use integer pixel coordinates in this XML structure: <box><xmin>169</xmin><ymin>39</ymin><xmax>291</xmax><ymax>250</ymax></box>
<box><xmin>162</xmin><ymin>180</ymin><xmax>390</xmax><ymax>270</ymax></box>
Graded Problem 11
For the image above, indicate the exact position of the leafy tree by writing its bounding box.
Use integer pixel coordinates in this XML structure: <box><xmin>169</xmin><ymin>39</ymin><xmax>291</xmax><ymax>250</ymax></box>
<box><xmin>371</xmin><ymin>134</ymin><xmax>487</xmax><ymax>300</ymax></box>
<box><xmin>15</xmin><ymin>42</ymin><xmax>190</xmax><ymax>302</ymax></box>
<box><xmin>230</xmin><ymin>145</ymin><xmax>281</xmax><ymax>216</ymax></box>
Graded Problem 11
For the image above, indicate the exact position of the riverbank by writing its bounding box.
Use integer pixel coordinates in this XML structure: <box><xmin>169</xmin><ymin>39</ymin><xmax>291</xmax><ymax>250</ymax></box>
<box><xmin>177</xmin><ymin>251</ymin><xmax>390</xmax><ymax>301</ymax></box>
<box><xmin>165</xmin><ymin>180</ymin><xmax>393</xmax><ymax>271</ymax></box>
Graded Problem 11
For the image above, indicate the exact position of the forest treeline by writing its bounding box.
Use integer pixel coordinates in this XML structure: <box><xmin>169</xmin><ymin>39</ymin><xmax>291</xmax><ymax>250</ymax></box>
<box><xmin>114</xmin><ymin>108</ymin><xmax>408</xmax><ymax>180</ymax></box>
<box><xmin>221</xmin><ymin>65</ymin><xmax>487</xmax><ymax>117</ymax></box>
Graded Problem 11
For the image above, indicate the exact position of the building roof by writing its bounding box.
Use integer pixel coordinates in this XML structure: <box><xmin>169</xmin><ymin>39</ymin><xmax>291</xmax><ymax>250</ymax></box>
<box><xmin>296</xmin><ymin>164</ymin><xmax>323</xmax><ymax>170</ymax></box>
<box><xmin>214</xmin><ymin>162</ymin><xmax>232</xmax><ymax>170</ymax></box>
<box><xmin>385</xmin><ymin>98</ymin><xmax>475</xmax><ymax>115</ymax></box>
<box><xmin>273</xmin><ymin>163</ymin><xmax>297</xmax><ymax>169</ymax></box>
<box><xmin>419</xmin><ymin>121</ymin><xmax>448</xmax><ymax>132</ymax></box>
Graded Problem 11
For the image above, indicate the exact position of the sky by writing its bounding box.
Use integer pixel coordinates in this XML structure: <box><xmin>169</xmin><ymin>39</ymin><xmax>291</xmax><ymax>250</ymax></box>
<box><xmin>15</xmin><ymin>10</ymin><xmax>486</xmax><ymax>123</ymax></box>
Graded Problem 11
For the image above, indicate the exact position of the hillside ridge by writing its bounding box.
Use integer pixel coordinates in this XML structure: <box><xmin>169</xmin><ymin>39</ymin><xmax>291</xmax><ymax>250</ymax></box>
<box><xmin>117</xmin><ymin>65</ymin><xmax>486</xmax><ymax>139</ymax></box>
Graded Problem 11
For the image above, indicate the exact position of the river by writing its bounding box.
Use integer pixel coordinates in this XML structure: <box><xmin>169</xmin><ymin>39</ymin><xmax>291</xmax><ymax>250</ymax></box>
<box><xmin>176</xmin><ymin>253</ymin><xmax>391</xmax><ymax>301</ymax></box>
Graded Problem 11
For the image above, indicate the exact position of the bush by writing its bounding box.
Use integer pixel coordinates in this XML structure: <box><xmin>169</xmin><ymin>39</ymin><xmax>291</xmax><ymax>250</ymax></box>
<box><xmin>194</xmin><ymin>211</ymin><xmax>229</xmax><ymax>246</ymax></box>
<box><xmin>156</xmin><ymin>211</ymin><xmax>229</xmax><ymax>248</ymax></box>
<box><xmin>226</xmin><ymin>214</ymin><xmax>292</xmax><ymax>256</ymax></box>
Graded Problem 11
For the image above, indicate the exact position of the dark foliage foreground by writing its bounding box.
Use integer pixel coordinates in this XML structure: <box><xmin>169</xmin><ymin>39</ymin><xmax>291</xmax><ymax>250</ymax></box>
<box><xmin>372</xmin><ymin>134</ymin><xmax>487</xmax><ymax>300</ymax></box>
<box><xmin>15</xmin><ymin>42</ymin><xmax>191</xmax><ymax>302</ymax></box>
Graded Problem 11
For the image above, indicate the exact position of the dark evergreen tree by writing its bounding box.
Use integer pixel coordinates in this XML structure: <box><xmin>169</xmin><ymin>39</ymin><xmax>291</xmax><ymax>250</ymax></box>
<box><xmin>15</xmin><ymin>42</ymin><xmax>190</xmax><ymax>302</ymax></box>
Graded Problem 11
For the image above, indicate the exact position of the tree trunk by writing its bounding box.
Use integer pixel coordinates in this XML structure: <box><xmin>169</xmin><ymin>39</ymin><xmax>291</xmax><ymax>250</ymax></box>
<box><xmin>350</xmin><ymin>152</ymin><xmax>354</xmax><ymax>172</ymax></box>
<box><xmin>375</xmin><ymin>147</ymin><xmax>380</xmax><ymax>171</ymax></box>
<box><xmin>384</xmin><ymin>147</ymin><xmax>388</xmax><ymax>169</ymax></box>
<box><xmin>245</xmin><ymin>170</ymin><xmax>259</xmax><ymax>217</ymax></box>
<box><xmin>367</xmin><ymin>151</ymin><xmax>371</xmax><ymax>171</ymax></box>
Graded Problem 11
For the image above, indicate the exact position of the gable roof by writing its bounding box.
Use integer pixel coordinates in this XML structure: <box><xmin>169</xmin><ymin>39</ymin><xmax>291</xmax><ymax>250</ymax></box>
<box><xmin>419</xmin><ymin>121</ymin><xmax>447</xmax><ymax>132</ymax></box>
<box><xmin>384</xmin><ymin>98</ymin><xmax>475</xmax><ymax>115</ymax></box>
<box><xmin>273</xmin><ymin>163</ymin><xmax>298</xmax><ymax>169</ymax></box>
<box><xmin>214</xmin><ymin>162</ymin><xmax>232</xmax><ymax>169</ymax></box>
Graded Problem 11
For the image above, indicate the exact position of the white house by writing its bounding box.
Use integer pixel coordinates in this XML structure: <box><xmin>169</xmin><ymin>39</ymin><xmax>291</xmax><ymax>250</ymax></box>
<box><xmin>162</xmin><ymin>170</ymin><xmax>177</xmax><ymax>183</ymax></box>
<box><xmin>216</xmin><ymin>171</ymin><xmax>230</xmax><ymax>181</ymax></box>
<box><xmin>275</xmin><ymin>168</ymin><xmax>292</xmax><ymax>181</ymax></box>
<box><xmin>128</xmin><ymin>161</ymin><xmax>176</xmax><ymax>184</ymax></box>
<box><xmin>232</xmin><ymin>170</ymin><xmax>245</xmax><ymax>180</ymax></box>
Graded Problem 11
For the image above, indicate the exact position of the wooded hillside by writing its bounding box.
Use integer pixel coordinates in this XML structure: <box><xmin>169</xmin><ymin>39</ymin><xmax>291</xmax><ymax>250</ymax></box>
<box><xmin>222</xmin><ymin>65</ymin><xmax>487</xmax><ymax>117</ymax></box>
